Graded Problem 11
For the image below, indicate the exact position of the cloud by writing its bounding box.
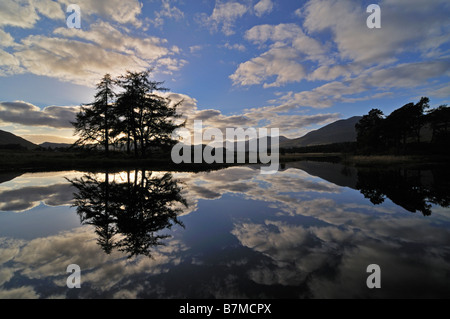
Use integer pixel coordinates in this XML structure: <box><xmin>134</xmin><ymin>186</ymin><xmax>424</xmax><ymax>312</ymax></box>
<box><xmin>189</xmin><ymin>45</ymin><xmax>203</xmax><ymax>53</ymax></box>
<box><xmin>275</xmin><ymin>59</ymin><xmax>450</xmax><ymax>109</ymax></box>
<box><xmin>163</xmin><ymin>91</ymin><xmax>341</xmax><ymax>139</ymax></box>
<box><xmin>302</xmin><ymin>0</ymin><xmax>450</xmax><ymax>64</ymax></box>
<box><xmin>0</xmin><ymin>0</ymin><xmax>41</xmax><ymax>28</ymax></box>
<box><xmin>0</xmin><ymin>49</ymin><xmax>23</xmax><ymax>76</ymax></box>
<box><xmin>0</xmin><ymin>225</ymin><xmax>187</xmax><ymax>298</ymax></box>
<box><xmin>367</xmin><ymin>59</ymin><xmax>450</xmax><ymax>89</ymax></box>
<box><xmin>0</xmin><ymin>286</ymin><xmax>39</xmax><ymax>299</ymax></box>
<box><xmin>5</xmin><ymin>20</ymin><xmax>183</xmax><ymax>86</ymax></box>
<box><xmin>229</xmin><ymin>191</ymin><xmax>450</xmax><ymax>296</ymax></box>
<box><xmin>230</xmin><ymin>23</ymin><xmax>328</xmax><ymax>87</ymax></box>
<box><xmin>231</xmin><ymin>0</ymin><xmax>449</xmax><ymax>111</ymax></box>
<box><xmin>223</xmin><ymin>42</ymin><xmax>246</xmax><ymax>52</ymax></box>
<box><xmin>0</xmin><ymin>2</ymin><xmax>182</xmax><ymax>86</ymax></box>
<box><xmin>151</xmin><ymin>0</ymin><xmax>184</xmax><ymax>28</ymax></box>
<box><xmin>0</xmin><ymin>101</ymin><xmax>78</xmax><ymax>129</ymax></box>
<box><xmin>0</xmin><ymin>0</ymin><xmax>142</xmax><ymax>29</ymax></box>
<box><xmin>254</xmin><ymin>0</ymin><xmax>274</xmax><ymax>17</ymax></box>
<box><xmin>245</xmin><ymin>23</ymin><xmax>327</xmax><ymax>60</ymax></box>
<box><xmin>230</xmin><ymin>46</ymin><xmax>306</xmax><ymax>87</ymax></box>
<box><xmin>0</xmin><ymin>183</ymin><xmax>74</xmax><ymax>212</ymax></box>
<box><xmin>201</xmin><ymin>1</ymin><xmax>249</xmax><ymax>36</ymax></box>
<box><xmin>200</xmin><ymin>0</ymin><xmax>277</xmax><ymax>35</ymax></box>
<box><xmin>34</xmin><ymin>0</ymin><xmax>65</xmax><ymax>20</ymax></box>
<box><xmin>0</xmin><ymin>29</ymin><xmax>15</xmax><ymax>47</ymax></box>
<box><xmin>58</xmin><ymin>0</ymin><xmax>143</xmax><ymax>27</ymax></box>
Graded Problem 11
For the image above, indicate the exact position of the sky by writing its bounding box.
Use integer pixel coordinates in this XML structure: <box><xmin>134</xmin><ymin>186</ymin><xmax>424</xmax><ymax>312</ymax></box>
<box><xmin>0</xmin><ymin>0</ymin><xmax>449</xmax><ymax>144</ymax></box>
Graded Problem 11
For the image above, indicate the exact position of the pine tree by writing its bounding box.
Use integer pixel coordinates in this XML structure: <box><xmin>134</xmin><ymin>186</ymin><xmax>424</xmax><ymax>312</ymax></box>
<box><xmin>115</xmin><ymin>70</ymin><xmax>183</xmax><ymax>157</ymax></box>
<box><xmin>72</xmin><ymin>74</ymin><xmax>116</xmax><ymax>154</ymax></box>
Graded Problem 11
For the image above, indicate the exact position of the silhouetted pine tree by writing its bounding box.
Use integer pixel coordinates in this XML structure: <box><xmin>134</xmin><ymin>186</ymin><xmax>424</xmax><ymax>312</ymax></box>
<box><xmin>72</xmin><ymin>74</ymin><xmax>116</xmax><ymax>153</ymax></box>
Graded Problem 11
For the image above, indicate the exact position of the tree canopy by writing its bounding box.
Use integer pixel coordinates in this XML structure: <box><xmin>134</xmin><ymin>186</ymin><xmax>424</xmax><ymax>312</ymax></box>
<box><xmin>72</xmin><ymin>70</ymin><xmax>184</xmax><ymax>158</ymax></box>
<box><xmin>355</xmin><ymin>97</ymin><xmax>449</xmax><ymax>155</ymax></box>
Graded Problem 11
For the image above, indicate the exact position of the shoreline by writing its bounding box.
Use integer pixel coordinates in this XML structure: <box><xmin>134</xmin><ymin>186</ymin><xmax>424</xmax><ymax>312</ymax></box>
<box><xmin>1</xmin><ymin>150</ymin><xmax>449</xmax><ymax>174</ymax></box>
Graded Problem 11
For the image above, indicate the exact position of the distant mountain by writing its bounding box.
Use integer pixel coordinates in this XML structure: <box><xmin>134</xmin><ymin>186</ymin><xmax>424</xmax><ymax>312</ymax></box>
<box><xmin>39</xmin><ymin>142</ymin><xmax>72</xmax><ymax>149</ymax></box>
<box><xmin>0</xmin><ymin>130</ymin><xmax>38</xmax><ymax>150</ymax></box>
<box><xmin>280</xmin><ymin>116</ymin><xmax>362</xmax><ymax>148</ymax></box>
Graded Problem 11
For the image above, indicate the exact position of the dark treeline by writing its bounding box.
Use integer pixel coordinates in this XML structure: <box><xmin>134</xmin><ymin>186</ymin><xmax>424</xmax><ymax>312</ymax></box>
<box><xmin>355</xmin><ymin>97</ymin><xmax>450</xmax><ymax>155</ymax></box>
<box><xmin>72</xmin><ymin>70</ymin><xmax>184</xmax><ymax>158</ymax></box>
<box><xmin>281</xmin><ymin>97</ymin><xmax>449</xmax><ymax>156</ymax></box>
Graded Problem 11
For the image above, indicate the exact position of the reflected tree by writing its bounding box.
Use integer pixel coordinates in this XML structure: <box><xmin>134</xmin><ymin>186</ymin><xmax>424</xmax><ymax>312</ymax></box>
<box><xmin>68</xmin><ymin>170</ymin><xmax>187</xmax><ymax>258</ymax></box>
<box><xmin>356</xmin><ymin>167</ymin><xmax>450</xmax><ymax>216</ymax></box>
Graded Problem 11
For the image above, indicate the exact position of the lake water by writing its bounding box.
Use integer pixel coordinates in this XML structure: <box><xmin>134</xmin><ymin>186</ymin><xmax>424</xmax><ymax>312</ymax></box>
<box><xmin>0</xmin><ymin>161</ymin><xmax>449</xmax><ymax>299</ymax></box>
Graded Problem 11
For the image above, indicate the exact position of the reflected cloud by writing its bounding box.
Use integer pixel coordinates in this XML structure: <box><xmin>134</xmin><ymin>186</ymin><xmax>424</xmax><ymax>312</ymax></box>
<box><xmin>0</xmin><ymin>184</ymin><xmax>74</xmax><ymax>212</ymax></box>
<box><xmin>0</xmin><ymin>226</ymin><xmax>188</xmax><ymax>298</ymax></box>
<box><xmin>231</xmin><ymin>196</ymin><xmax>450</xmax><ymax>298</ymax></box>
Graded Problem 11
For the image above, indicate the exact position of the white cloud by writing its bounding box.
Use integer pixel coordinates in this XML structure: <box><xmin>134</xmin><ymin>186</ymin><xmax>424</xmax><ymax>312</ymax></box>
<box><xmin>34</xmin><ymin>0</ymin><xmax>65</xmax><ymax>20</ymax></box>
<box><xmin>230</xmin><ymin>46</ymin><xmax>306</xmax><ymax>87</ymax></box>
<box><xmin>233</xmin><ymin>0</ymin><xmax>450</xmax><ymax>110</ymax></box>
<box><xmin>0</xmin><ymin>0</ymin><xmax>142</xmax><ymax>29</ymax></box>
<box><xmin>0</xmin><ymin>1</ymin><xmax>183</xmax><ymax>86</ymax></box>
<box><xmin>58</xmin><ymin>0</ymin><xmax>143</xmax><ymax>27</ymax></box>
<box><xmin>245</xmin><ymin>23</ymin><xmax>301</xmax><ymax>44</ymax></box>
<box><xmin>151</xmin><ymin>0</ymin><xmax>184</xmax><ymax>28</ymax></box>
<box><xmin>231</xmin><ymin>23</ymin><xmax>328</xmax><ymax>88</ymax></box>
<box><xmin>302</xmin><ymin>0</ymin><xmax>450</xmax><ymax>64</ymax></box>
<box><xmin>201</xmin><ymin>1</ymin><xmax>249</xmax><ymax>36</ymax></box>
<box><xmin>275</xmin><ymin>58</ymin><xmax>450</xmax><ymax>109</ymax></box>
<box><xmin>0</xmin><ymin>0</ymin><xmax>39</xmax><ymax>28</ymax></box>
<box><xmin>13</xmin><ymin>35</ymin><xmax>146</xmax><ymax>86</ymax></box>
<box><xmin>245</xmin><ymin>24</ymin><xmax>327</xmax><ymax>62</ymax></box>
<box><xmin>254</xmin><ymin>0</ymin><xmax>273</xmax><ymax>17</ymax></box>
<box><xmin>0</xmin><ymin>29</ymin><xmax>16</xmax><ymax>47</ymax></box>
<box><xmin>0</xmin><ymin>49</ymin><xmax>23</xmax><ymax>76</ymax></box>
<box><xmin>307</xmin><ymin>65</ymin><xmax>349</xmax><ymax>82</ymax></box>
<box><xmin>223</xmin><ymin>42</ymin><xmax>246</xmax><ymax>52</ymax></box>
<box><xmin>5</xmin><ymin>20</ymin><xmax>183</xmax><ymax>86</ymax></box>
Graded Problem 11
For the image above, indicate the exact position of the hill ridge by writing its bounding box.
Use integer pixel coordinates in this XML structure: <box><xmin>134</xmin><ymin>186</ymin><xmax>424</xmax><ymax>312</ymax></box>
<box><xmin>0</xmin><ymin>130</ymin><xmax>39</xmax><ymax>150</ymax></box>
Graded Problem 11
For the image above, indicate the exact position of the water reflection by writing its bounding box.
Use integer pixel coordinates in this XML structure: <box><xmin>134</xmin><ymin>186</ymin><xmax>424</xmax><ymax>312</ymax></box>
<box><xmin>285</xmin><ymin>161</ymin><xmax>450</xmax><ymax>216</ymax></box>
<box><xmin>356</xmin><ymin>167</ymin><xmax>450</xmax><ymax>216</ymax></box>
<box><xmin>0</xmin><ymin>162</ymin><xmax>449</xmax><ymax>298</ymax></box>
<box><xmin>68</xmin><ymin>171</ymin><xmax>187</xmax><ymax>258</ymax></box>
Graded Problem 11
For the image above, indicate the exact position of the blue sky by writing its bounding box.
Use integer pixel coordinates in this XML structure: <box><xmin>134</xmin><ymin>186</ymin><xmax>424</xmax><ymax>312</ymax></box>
<box><xmin>0</xmin><ymin>0</ymin><xmax>449</xmax><ymax>143</ymax></box>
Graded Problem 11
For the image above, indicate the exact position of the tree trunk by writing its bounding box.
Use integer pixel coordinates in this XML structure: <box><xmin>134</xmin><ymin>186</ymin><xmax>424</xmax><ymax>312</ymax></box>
<box><xmin>105</xmin><ymin>105</ymin><xmax>109</xmax><ymax>156</ymax></box>
<box><xmin>126</xmin><ymin>129</ymin><xmax>131</xmax><ymax>155</ymax></box>
<box><xmin>134</xmin><ymin>131</ymin><xmax>139</xmax><ymax>158</ymax></box>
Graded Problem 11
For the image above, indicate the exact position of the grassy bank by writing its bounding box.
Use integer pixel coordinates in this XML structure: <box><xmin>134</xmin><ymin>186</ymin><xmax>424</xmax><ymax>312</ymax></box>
<box><xmin>0</xmin><ymin>150</ymin><xmax>234</xmax><ymax>173</ymax></box>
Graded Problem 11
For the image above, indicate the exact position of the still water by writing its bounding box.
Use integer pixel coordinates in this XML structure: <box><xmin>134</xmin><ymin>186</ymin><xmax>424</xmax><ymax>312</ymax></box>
<box><xmin>0</xmin><ymin>161</ymin><xmax>449</xmax><ymax>299</ymax></box>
